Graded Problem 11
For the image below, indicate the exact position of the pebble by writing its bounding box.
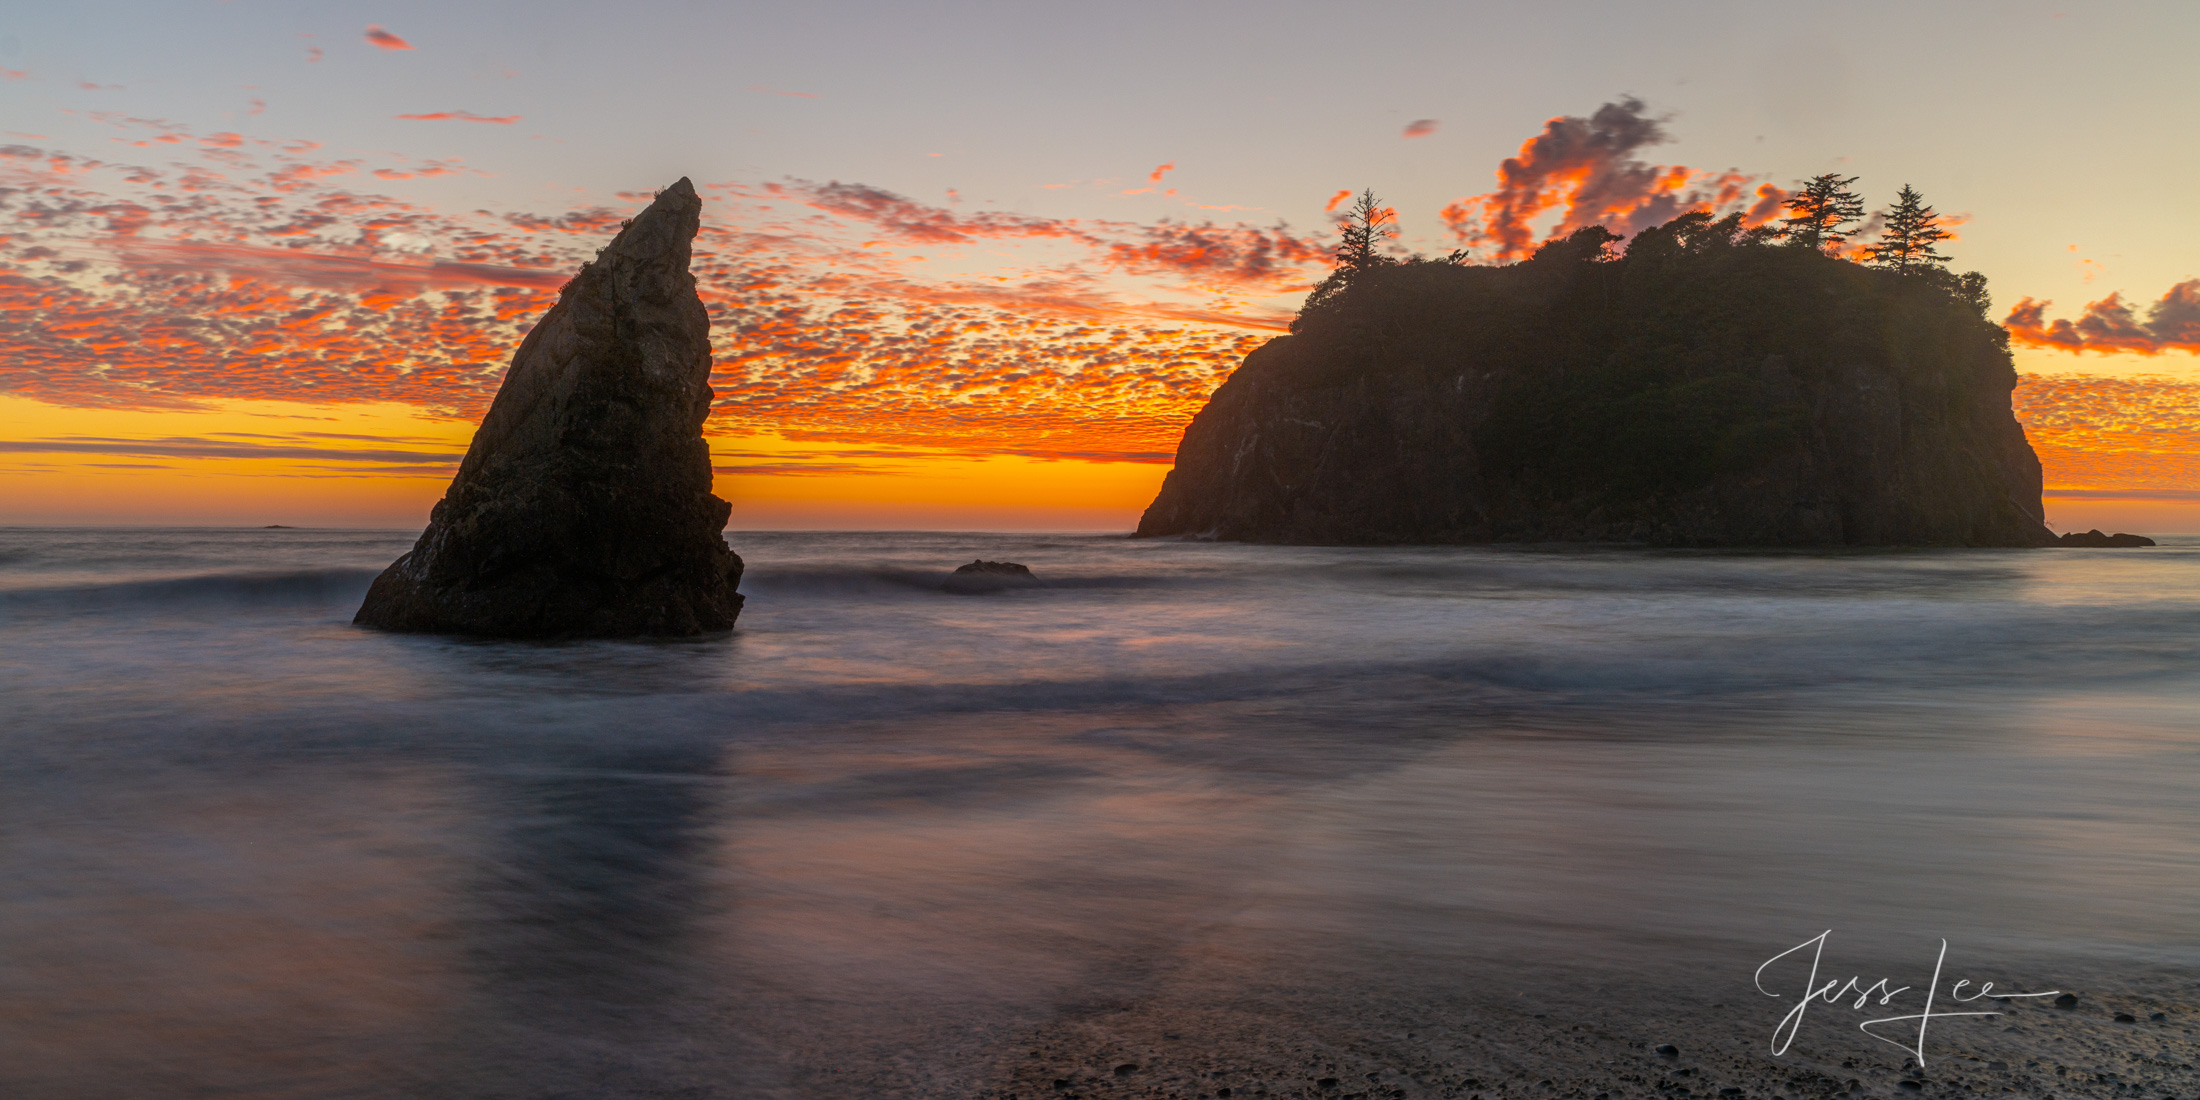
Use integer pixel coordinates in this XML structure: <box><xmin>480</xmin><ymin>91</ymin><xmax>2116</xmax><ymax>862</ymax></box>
<box><xmin>2055</xmin><ymin>993</ymin><xmax>2080</xmax><ymax>1009</ymax></box>
<box><xmin>1655</xmin><ymin>1044</ymin><xmax>1680</xmax><ymax>1057</ymax></box>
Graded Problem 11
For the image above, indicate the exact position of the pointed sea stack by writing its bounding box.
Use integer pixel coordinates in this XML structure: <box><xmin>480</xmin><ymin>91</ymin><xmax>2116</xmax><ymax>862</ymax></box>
<box><xmin>355</xmin><ymin>177</ymin><xmax>744</xmax><ymax>637</ymax></box>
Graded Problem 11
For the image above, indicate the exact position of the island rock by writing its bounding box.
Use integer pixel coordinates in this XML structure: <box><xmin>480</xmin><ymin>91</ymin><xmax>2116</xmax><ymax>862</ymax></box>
<box><xmin>1138</xmin><ymin>217</ymin><xmax>2058</xmax><ymax>548</ymax></box>
<box><xmin>2057</xmin><ymin>529</ymin><xmax>2156</xmax><ymax>547</ymax></box>
<box><xmin>355</xmin><ymin>177</ymin><xmax>744</xmax><ymax>636</ymax></box>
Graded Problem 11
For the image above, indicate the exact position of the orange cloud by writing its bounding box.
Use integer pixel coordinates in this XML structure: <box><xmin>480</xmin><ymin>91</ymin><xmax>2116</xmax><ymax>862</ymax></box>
<box><xmin>2015</xmin><ymin>373</ymin><xmax>2200</xmax><ymax>496</ymax></box>
<box><xmin>364</xmin><ymin>26</ymin><xmax>414</xmax><ymax>51</ymax></box>
<box><xmin>1102</xmin><ymin>221</ymin><xmax>1327</xmax><ymax>291</ymax></box>
<box><xmin>1149</xmin><ymin>163</ymin><xmax>1175</xmax><ymax>184</ymax></box>
<box><xmin>1403</xmin><ymin>119</ymin><xmax>1438</xmax><ymax>138</ymax></box>
<box><xmin>0</xmin><ymin>137</ymin><xmax>1313</xmax><ymax>461</ymax></box>
<box><xmin>1323</xmin><ymin>189</ymin><xmax>1352</xmax><ymax>213</ymax></box>
<box><xmin>2</xmin><ymin>105</ymin><xmax>2191</xmax><ymax>503</ymax></box>
<box><xmin>394</xmin><ymin>111</ymin><xmax>519</xmax><ymax>124</ymax></box>
<box><xmin>1440</xmin><ymin>98</ymin><xmax>1782</xmax><ymax>261</ymax></box>
<box><xmin>2004</xmin><ymin>280</ymin><xmax>2200</xmax><ymax>355</ymax></box>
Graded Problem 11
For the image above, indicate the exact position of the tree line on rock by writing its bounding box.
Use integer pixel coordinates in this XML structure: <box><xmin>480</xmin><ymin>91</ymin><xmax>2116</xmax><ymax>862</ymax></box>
<box><xmin>1260</xmin><ymin>179</ymin><xmax>2029</xmax><ymax>530</ymax></box>
<box><xmin>1299</xmin><ymin>176</ymin><xmax>1990</xmax><ymax>328</ymax></box>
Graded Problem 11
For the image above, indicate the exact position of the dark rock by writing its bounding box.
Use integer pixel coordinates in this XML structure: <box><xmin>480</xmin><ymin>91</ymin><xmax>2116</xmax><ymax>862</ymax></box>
<box><xmin>1655</xmin><ymin>1044</ymin><xmax>1680</xmax><ymax>1057</ymax></box>
<box><xmin>1137</xmin><ymin>236</ymin><xmax>2056</xmax><ymax>548</ymax></box>
<box><xmin>2058</xmin><ymin>529</ymin><xmax>2157</xmax><ymax>547</ymax></box>
<box><xmin>1114</xmin><ymin>1064</ymin><xmax>1138</xmax><ymax>1076</ymax></box>
<box><xmin>2117</xmin><ymin>1012</ymin><xmax>2138</xmax><ymax>1023</ymax></box>
<box><xmin>1318</xmin><ymin>1077</ymin><xmax>1340</xmax><ymax>1089</ymax></box>
<box><xmin>943</xmin><ymin>559</ymin><xmax>1043</xmax><ymax>594</ymax></box>
<box><xmin>1720</xmin><ymin>1088</ymin><xmax>1744</xmax><ymax>1096</ymax></box>
<box><xmin>354</xmin><ymin>178</ymin><xmax>743</xmax><ymax>637</ymax></box>
<box><xmin>1897</xmin><ymin>1082</ymin><xmax>1922</xmax><ymax>1092</ymax></box>
<box><xmin>1216</xmin><ymin>1089</ymin><xmax>1232</xmax><ymax>1098</ymax></box>
<box><xmin>2151</xmin><ymin>1012</ymin><xmax>2168</xmax><ymax>1021</ymax></box>
<box><xmin>261</xmin><ymin>524</ymin><xmax>293</xmax><ymax>529</ymax></box>
<box><xmin>2055</xmin><ymin>993</ymin><xmax>2079</xmax><ymax>1009</ymax></box>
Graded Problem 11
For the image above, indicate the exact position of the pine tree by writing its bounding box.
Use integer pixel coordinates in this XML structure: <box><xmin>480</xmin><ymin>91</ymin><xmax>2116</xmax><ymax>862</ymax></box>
<box><xmin>1776</xmin><ymin>173</ymin><xmax>1865</xmax><ymax>253</ymax></box>
<box><xmin>1334</xmin><ymin>189</ymin><xmax>1399</xmax><ymax>274</ymax></box>
<box><xmin>1863</xmin><ymin>184</ymin><xmax>1952</xmax><ymax>272</ymax></box>
<box><xmin>1297</xmin><ymin>190</ymin><xmax>1401</xmax><ymax>327</ymax></box>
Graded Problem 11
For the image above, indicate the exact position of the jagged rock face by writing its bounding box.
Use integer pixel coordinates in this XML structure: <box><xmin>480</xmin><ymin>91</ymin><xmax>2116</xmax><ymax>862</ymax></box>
<box><xmin>356</xmin><ymin>177</ymin><xmax>744</xmax><ymax>637</ymax></box>
<box><xmin>1139</xmin><ymin>240</ymin><xmax>2057</xmax><ymax>548</ymax></box>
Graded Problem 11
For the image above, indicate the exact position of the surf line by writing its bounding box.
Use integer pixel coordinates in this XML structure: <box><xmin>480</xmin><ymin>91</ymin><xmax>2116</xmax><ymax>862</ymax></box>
<box><xmin>1753</xmin><ymin>930</ymin><xmax>2060</xmax><ymax>1065</ymax></box>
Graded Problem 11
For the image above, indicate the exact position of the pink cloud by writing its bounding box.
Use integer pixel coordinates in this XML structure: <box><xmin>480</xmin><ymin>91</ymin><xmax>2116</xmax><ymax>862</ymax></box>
<box><xmin>1439</xmin><ymin>98</ymin><xmax>1783</xmax><ymax>261</ymax></box>
<box><xmin>1403</xmin><ymin>119</ymin><xmax>1439</xmax><ymax>138</ymax></box>
<box><xmin>364</xmin><ymin>26</ymin><xmax>414</xmax><ymax>51</ymax></box>
<box><xmin>2005</xmin><ymin>281</ymin><xmax>2200</xmax><ymax>355</ymax></box>
<box><xmin>1149</xmin><ymin>162</ymin><xmax>1175</xmax><ymax>184</ymax></box>
<box><xmin>394</xmin><ymin>111</ymin><xmax>520</xmax><ymax>124</ymax></box>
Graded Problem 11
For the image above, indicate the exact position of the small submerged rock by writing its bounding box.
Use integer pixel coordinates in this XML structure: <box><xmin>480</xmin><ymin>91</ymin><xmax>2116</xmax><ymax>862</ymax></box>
<box><xmin>943</xmin><ymin>559</ymin><xmax>1044</xmax><ymax>594</ymax></box>
<box><xmin>2058</xmin><ymin>529</ymin><xmax>2156</xmax><ymax>547</ymax></box>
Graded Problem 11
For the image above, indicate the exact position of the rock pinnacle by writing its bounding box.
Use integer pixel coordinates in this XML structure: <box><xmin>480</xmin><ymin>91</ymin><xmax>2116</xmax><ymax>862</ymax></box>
<box><xmin>354</xmin><ymin>177</ymin><xmax>744</xmax><ymax>636</ymax></box>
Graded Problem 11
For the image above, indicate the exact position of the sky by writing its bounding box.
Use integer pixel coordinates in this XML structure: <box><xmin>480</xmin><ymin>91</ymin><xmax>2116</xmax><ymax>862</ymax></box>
<box><xmin>1</xmin><ymin>0</ymin><xmax>2196</xmax><ymax>531</ymax></box>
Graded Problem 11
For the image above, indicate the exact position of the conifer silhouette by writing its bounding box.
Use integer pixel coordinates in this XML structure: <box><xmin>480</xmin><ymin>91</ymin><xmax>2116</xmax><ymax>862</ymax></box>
<box><xmin>1334</xmin><ymin>189</ymin><xmax>1399</xmax><ymax>274</ymax></box>
<box><xmin>1863</xmin><ymin>184</ymin><xmax>1952</xmax><ymax>272</ymax></box>
<box><xmin>1777</xmin><ymin>173</ymin><xmax>1865</xmax><ymax>253</ymax></box>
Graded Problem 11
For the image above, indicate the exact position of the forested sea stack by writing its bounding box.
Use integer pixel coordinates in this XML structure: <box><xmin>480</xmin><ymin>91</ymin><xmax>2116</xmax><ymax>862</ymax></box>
<box><xmin>1137</xmin><ymin>213</ymin><xmax>2058</xmax><ymax>547</ymax></box>
<box><xmin>355</xmin><ymin>177</ymin><xmax>745</xmax><ymax>636</ymax></box>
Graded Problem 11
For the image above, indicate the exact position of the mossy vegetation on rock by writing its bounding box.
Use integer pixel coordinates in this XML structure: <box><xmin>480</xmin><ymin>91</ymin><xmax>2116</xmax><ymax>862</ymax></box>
<box><xmin>1136</xmin><ymin>213</ymin><xmax>2055</xmax><ymax>547</ymax></box>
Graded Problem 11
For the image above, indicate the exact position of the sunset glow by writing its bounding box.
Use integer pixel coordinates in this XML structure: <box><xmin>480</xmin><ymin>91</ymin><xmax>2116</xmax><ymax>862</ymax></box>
<box><xmin>2</xmin><ymin>5</ymin><xmax>2195</xmax><ymax>530</ymax></box>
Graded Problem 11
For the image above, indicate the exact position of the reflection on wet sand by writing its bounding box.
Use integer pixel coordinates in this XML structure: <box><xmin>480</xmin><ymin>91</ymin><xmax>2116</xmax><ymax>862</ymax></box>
<box><xmin>0</xmin><ymin>768</ymin><xmax>469</xmax><ymax>1098</ymax></box>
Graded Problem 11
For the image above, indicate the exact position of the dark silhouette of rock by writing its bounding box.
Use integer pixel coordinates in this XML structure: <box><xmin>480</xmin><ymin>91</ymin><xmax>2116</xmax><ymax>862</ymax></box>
<box><xmin>2058</xmin><ymin>529</ymin><xmax>2156</xmax><ymax>547</ymax></box>
<box><xmin>355</xmin><ymin>178</ymin><xmax>743</xmax><ymax>637</ymax></box>
<box><xmin>1138</xmin><ymin>218</ymin><xmax>2057</xmax><ymax>548</ymax></box>
<box><xmin>943</xmin><ymin>559</ymin><xmax>1042</xmax><ymax>594</ymax></box>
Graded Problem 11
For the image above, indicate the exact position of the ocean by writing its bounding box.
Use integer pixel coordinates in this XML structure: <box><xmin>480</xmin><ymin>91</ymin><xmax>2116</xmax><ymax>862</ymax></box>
<box><xmin>2</xmin><ymin>526</ymin><xmax>2196</xmax><ymax>1099</ymax></box>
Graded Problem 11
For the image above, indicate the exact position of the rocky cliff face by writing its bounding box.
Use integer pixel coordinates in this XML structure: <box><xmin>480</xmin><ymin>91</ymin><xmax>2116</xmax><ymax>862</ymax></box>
<box><xmin>1138</xmin><ymin>218</ymin><xmax>2055</xmax><ymax>548</ymax></box>
<box><xmin>355</xmin><ymin>177</ymin><xmax>744</xmax><ymax>636</ymax></box>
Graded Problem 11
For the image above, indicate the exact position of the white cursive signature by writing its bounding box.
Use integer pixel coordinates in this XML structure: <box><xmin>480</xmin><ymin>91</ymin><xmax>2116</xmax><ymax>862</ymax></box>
<box><xmin>1753</xmin><ymin>930</ymin><xmax>2060</xmax><ymax>1065</ymax></box>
